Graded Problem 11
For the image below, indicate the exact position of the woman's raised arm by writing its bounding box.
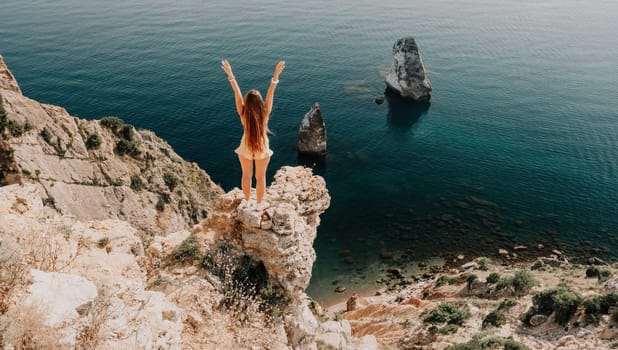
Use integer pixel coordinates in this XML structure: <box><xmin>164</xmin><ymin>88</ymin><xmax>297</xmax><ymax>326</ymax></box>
<box><xmin>221</xmin><ymin>60</ymin><xmax>244</xmax><ymax>117</ymax></box>
<box><xmin>264</xmin><ymin>61</ymin><xmax>286</xmax><ymax>116</ymax></box>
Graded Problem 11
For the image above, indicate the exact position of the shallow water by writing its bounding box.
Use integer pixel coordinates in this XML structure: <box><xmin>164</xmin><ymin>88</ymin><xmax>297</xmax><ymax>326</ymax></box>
<box><xmin>2</xmin><ymin>0</ymin><xmax>617</xmax><ymax>302</ymax></box>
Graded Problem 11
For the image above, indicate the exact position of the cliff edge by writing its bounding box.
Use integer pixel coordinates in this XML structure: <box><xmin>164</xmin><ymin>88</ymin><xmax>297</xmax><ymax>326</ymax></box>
<box><xmin>0</xmin><ymin>53</ymin><xmax>223</xmax><ymax>238</ymax></box>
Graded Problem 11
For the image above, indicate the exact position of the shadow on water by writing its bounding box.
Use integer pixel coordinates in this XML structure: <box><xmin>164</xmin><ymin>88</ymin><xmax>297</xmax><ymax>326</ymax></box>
<box><xmin>385</xmin><ymin>90</ymin><xmax>431</xmax><ymax>132</ymax></box>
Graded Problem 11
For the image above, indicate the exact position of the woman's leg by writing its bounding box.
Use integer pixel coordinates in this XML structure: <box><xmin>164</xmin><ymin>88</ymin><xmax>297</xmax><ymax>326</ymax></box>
<box><xmin>238</xmin><ymin>155</ymin><xmax>253</xmax><ymax>200</ymax></box>
<box><xmin>254</xmin><ymin>156</ymin><xmax>271</xmax><ymax>203</ymax></box>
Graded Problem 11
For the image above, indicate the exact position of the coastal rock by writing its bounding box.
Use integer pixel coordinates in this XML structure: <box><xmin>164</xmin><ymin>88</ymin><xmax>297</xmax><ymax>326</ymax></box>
<box><xmin>202</xmin><ymin>166</ymin><xmax>331</xmax><ymax>347</ymax></box>
<box><xmin>25</xmin><ymin>270</ymin><xmax>98</xmax><ymax>327</ymax></box>
<box><xmin>0</xmin><ymin>56</ymin><xmax>223</xmax><ymax>237</ymax></box>
<box><xmin>0</xmin><ymin>54</ymin><xmax>21</xmax><ymax>94</ymax></box>
<box><xmin>346</xmin><ymin>293</ymin><xmax>370</xmax><ymax>312</ymax></box>
<box><xmin>384</xmin><ymin>37</ymin><xmax>432</xmax><ymax>102</ymax></box>
<box><xmin>0</xmin><ymin>183</ymin><xmax>184</xmax><ymax>349</ymax></box>
<box><xmin>298</xmin><ymin>103</ymin><xmax>327</xmax><ymax>156</ymax></box>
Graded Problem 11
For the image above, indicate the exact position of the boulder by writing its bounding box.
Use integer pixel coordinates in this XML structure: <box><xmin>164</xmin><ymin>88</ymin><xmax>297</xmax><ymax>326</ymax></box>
<box><xmin>298</xmin><ymin>103</ymin><xmax>327</xmax><ymax>156</ymax></box>
<box><xmin>384</xmin><ymin>37</ymin><xmax>432</xmax><ymax>102</ymax></box>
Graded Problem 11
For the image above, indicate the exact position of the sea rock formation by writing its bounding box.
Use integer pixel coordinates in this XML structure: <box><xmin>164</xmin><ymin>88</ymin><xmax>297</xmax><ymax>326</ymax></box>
<box><xmin>297</xmin><ymin>103</ymin><xmax>327</xmax><ymax>156</ymax></box>
<box><xmin>0</xmin><ymin>54</ymin><xmax>223</xmax><ymax>238</ymax></box>
<box><xmin>384</xmin><ymin>37</ymin><xmax>432</xmax><ymax>102</ymax></box>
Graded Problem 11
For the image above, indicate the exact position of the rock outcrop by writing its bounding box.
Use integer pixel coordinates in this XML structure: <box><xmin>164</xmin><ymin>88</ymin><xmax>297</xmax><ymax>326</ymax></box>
<box><xmin>384</xmin><ymin>37</ymin><xmax>432</xmax><ymax>102</ymax></box>
<box><xmin>0</xmin><ymin>54</ymin><xmax>223</xmax><ymax>237</ymax></box>
<box><xmin>0</xmin><ymin>183</ymin><xmax>184</xmax><ymax>349</ymax></box>
<box><xmin>297</xmin><ymin>103</ymin><xmax>327</xmax><ymax>156</ymax></box>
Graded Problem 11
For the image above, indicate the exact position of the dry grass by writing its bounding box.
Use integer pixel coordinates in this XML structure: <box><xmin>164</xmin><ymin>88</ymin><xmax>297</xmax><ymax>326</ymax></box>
<box><xmin>22</xmin><ymin>225</ymin><xmax>84</xmax><ymax>272</ymax></box>
<box><xmin>75</xmin><ymin>292</ymin><xmax>114</xmax><ymax>350</ymax></box>
<box><xmin>0</xmin><ymin>242</ymin><xmax>26</xmax><ymax>315</ymax></box>
<box><xmin>1</xmin><ymin>302</ymin><xmax>62</xmax><ymax>350</ymax></box>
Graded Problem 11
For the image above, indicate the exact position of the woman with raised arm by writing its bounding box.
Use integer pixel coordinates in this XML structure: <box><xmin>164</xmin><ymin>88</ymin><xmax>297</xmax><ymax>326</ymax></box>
<box><xmin>221</xmin><ymin>59</ymin><xmax>285</xmax><ymax>204</ymax></box>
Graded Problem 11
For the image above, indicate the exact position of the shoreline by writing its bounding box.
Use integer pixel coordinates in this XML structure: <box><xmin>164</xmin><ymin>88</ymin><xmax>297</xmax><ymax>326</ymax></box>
<box><xmin>312</xmin><ymin>247</ymin><xmax>606</xmax><ymax>309</ymax></box>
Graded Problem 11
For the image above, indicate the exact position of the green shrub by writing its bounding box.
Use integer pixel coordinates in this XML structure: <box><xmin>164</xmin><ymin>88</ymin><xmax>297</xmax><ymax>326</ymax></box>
<box><xmin>163</xmin><ymin>171</ymin><xmax>180</xmax><ymax>191</ymax></box>
<box><xmin>445</xmin><ymin>332</ymin><xmax>530</xmax><ymax>350</ymax></box>
<box><xmin>422</xmin><ymin>302</ymin><xmax>470</xmax><ymax>326</ymax></box>
<box><xmin>483</xmin><ymin>310</ymin><xmax>506</xmax><ymax>328</ymax></box>
<box><xmin>114</xmin><ymin>139</ymin><xmax>140</xmax><ymax>157</ymax></box>
<box><xmin>85</xmin><ymin>133</ymin><xmax>101</xmax><ymax>150</ymax></box>
<box><xmin>100</xmin><ymin>116</ymin><xmax>124</xmax><ymax>131</ymax></box>
<box><xmin>586</xmin><ymin>266</ymin><xmax>613</xmax><ymax>283</ymax></box>
<box><xmin>130</xmin><ymin>175</ymin><xmax>144</xmax><ymax>191</ymax></box>
<box><xmin>155</xmin><ymin>196</ymin><xmax>165</xmax><ymax>211</ymax></box>
<box><xmin>118</xmin><ymin>125</ymin><xmax>134</xmax><ymax>141</ymax></box>
<box><xmin>436</xmin><ymin>275</ymin><xmax>457</xmax><ymax>288</ymax></box>
<box><xmin>437</xmin><ymin>323</ymin><xmax>460</xmax><ymax>335</ymax></box>
<box><xmin>496</xmin><ymin>270</ymin><xmax>538</xmax><ymax>296</ymax></box>
<box><xmin>584</xmin><ymin>296</ymin><xmax>602</xmax><ymax>324</ymax></box>
<box><xmin>170</xmin><ymin>235</ymin><xmax>200</xmax><ymax>263</ymax></box>
<box><xmin>202</xmin><ymin>243</ymin><xmax>290</xmax><ymax>321</ymax></box>
<box><xmin>477</xmin><ymin>258</ymin><xmax>490</xmax><ymax>271</ymax></box>
<box><xmin>40</xmin><ymin>127</ymin><xmax>53</xmax><ymax>144</ymax></box>
<box><xmin>7</xmin><ymin>120</ymin><xmax>24</xmax><ymax>137</ymax></box>
<box><xmin>600</xmin><ymin>294</ymin><xmax>618</xmax><ymax>314</ymax></box>
<box><xmin>465</xmin><ymin>274</ymin><xmax>479</xmax><ymax>290</ymax></box>
<box><xmin>486</xmin><ymin>272</ymin><xmax>500</xmax><ymax>284</ymax></box>
<box><xmin>498</xmin><ymin>298</ymin><xmax>517</xmax><ymax>311</ymax></box>
<box><xmin>522</xmin><ymin>284</ymin><xmax>582</xmax><ymax>326</ymax></box>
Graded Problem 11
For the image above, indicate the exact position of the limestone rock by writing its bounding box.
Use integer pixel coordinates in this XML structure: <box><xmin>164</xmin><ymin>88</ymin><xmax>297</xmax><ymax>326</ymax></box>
<box><xmin>215</xmin><ymin>166</ymin><xmax>330</xmax><ymax>294</ymax></box>
<box><xmin>298</xmin><ymin>103</ymin><xmax>327</xmax><ymax>156</ymax></box>
<box><xmin>0</xmin><ymin>54</ymin><xmax>21</xmax><ymax>94</ymax></box>
<box><xmin>384</xmin><ymin>37</ymin><xmax>432</xmax><ymax>102</ymax></box>
<box><xmin>0</xmin><ymin>57</ymin><xmax>223</xmax><ymax>237</ymax></box>
<box><xmin>347</xmin><ymin>293</ymin><xmax>370</xmax><ymax>312</ymax></box>
<box><xmin>26</xmin><ymin>270</ymin><xmax>98</xmax><ymax>327</ymax></box>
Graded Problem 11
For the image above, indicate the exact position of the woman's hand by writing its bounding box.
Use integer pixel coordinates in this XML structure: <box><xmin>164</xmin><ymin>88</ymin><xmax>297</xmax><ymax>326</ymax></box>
<box><xmin>221</xmin><ymin>60</ymin><xmax>234</xmax><ymax>79</ymax></box>
<box><xmin>273</xmin><ymin>60</ymin><xmax>285</xmax><ymax>81</ymax></box>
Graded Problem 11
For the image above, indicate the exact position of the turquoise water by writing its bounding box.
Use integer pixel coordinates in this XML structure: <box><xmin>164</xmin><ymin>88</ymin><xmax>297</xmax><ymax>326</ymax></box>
<box><xmin>2</xmin><ymin>0</ymin><xmax>617</xmax><ymax>301</ymax></box>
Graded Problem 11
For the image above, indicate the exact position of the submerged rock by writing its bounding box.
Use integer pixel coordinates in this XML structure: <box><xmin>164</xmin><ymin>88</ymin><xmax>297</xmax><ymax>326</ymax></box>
<box><xmin>298</xmin><ymin>102</ymin><xmax>327</xmax><ymax>156</ymax></box>
<box><xmin>384</xmin><ymin>37</ymin><xmax>432</xmax><ymax>102</ymax></box>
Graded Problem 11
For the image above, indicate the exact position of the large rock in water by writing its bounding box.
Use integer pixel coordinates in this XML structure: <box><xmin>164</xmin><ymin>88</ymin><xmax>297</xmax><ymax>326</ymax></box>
<box><xmin>384</xmin><ymin>37</ymin><xmax>432</xmax><ymax>102</ymax></box>
<box><xmin>298</xmin><ymin>103</ymin><xmax>327</xmax><ymax>156</ymax></box>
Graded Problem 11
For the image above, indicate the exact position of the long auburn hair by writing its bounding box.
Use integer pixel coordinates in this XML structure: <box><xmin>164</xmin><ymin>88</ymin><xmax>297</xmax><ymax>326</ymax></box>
<box><xmin>241</xmin><ymin>89</ymin><xmax>269</xmax><ymax>154</ymax></box>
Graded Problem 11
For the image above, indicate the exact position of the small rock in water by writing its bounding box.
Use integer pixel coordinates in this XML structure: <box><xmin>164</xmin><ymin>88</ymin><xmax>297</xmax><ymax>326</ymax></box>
<box><xmin>343</xmin><ymin>256</ymin><xmax>354</xmax><ymax>264</ymax></box>
<box><xmin>537</xmin><ymin>243</ymin><xmax>545</xmax><ymax>250</ymax></box>
<box><xmin>418</xmin><ymin>261</ymin><xmax>427</xmax><ymax>268</ymax></box>
<box><xmin>498</xmin><ymin>248</ymin><xmax>509</xmax><ymax>256</ymax></box>
<box><xmin>513</xmin><ymin>245</ymin><xmax>527</xmax><ymax>251</ymax></box>
<box><xmin>374</xmin><ymin>96</ymin><xmax>385</xmax><ymax>104</ymax></box>
<box><xmin>379</xmin><ymin>250</ymin><xmax>394</xmax><ymax>260</ymax></box>
<box><xmin>457</xmin><ymin>254</ymin><xmax>465</xmax><ymax>260</ymax></box>
<box><xmin>335</xmin><ymin>286</ymin><xmax>347</xmax><ymax>293</ymax></box>
<box><xmin>339</xmin><ymin>249</ymin><xmax>352</xmax><ymax>256</ymax></box>
<box><xmin>546</xmin><ymin>229</ymin><xmax>559</xmax><ymax>236</ymax></box>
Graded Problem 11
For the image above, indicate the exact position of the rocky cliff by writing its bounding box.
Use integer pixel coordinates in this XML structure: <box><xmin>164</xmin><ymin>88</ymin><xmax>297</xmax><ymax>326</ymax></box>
<box><xmin>0</xmin><ymin>55</ymin><xmax>376</xmax><ymax>349</ymax></box>
<box><xmin>0</xmin><ymin>53</ymin><xmax>223</xmax><ymax>238</ymax></box>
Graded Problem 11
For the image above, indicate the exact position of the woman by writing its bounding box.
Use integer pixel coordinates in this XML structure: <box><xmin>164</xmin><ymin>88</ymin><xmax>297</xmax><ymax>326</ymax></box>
<box><xmin>221</xmin><ymin>59</ymin><xmax>285</xmax><ymax>204</ymax></box>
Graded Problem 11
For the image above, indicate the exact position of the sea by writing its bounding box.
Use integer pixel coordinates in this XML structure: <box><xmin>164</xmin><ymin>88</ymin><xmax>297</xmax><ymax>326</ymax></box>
<box><xmin>1</xmin><ymin>0</ymin><xmax>617</xmax><ymax>302</ymax></box>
